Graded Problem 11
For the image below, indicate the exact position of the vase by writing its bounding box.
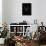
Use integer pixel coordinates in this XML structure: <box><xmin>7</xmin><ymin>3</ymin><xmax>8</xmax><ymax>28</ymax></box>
<box><xmin>0</xmin><ymin>38</ymin><xmax>5</xmax><ymax>44</ymax></box>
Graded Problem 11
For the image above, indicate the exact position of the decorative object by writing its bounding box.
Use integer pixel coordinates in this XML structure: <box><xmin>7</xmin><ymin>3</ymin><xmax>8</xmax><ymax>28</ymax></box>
<box><xmin>0</xmin><ymin>23</ymin><xmax>9</xmax><ymax>38</ymax></box>
<box><xmin>0</xmin><ymin>38</ymin><xmax>5</xmax><ymax>44</ymax></box>
<box><xmin>26</xmin><ymin>27</ymin><xmax>32</xmax><ymax>40</ymax></box>
<box><xmin>34</xmin><ymin>19</ymin><xmax>37</xmax><ymax>24</ymax></box>
<box><xmin>0</xmin><ymin>22</ymin><xmax>9</xmax><ymax>44</ymax></box>
<box><xmin>22</xmin><ymin>3</ymin><xmax>32</xmax><ymax>15</ymax></box>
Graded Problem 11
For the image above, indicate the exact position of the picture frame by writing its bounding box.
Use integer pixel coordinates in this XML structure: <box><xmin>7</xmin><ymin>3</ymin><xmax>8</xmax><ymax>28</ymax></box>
<box><xmin>22</xmin><ymin>3</ymin><xmax>32</xmax><ymax>15</ymax></box>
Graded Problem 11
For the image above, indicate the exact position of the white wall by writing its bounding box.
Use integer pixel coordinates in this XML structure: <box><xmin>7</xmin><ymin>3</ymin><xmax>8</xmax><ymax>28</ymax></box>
<box><xmin>0</xmin><ymin>0</ymin><xmax>2</xmax><ymax>27</ymax></box>
<box><xmin>2</xmin><ymin>0</ymin><xmax>8</xmax><ymax>24</ymax></box>
<box><xmin>2</xmin><ymin>0</ymin><xmax>46</xmax><ymax>26</ymax></box>
<box><xmin>32</xmin><ymin>0</ymin><xmax>46</xmax><ymax>25</ymax></box>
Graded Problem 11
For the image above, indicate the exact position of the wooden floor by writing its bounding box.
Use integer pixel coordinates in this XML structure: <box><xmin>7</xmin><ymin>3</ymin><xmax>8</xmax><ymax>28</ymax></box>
<box><xmin>0</xmin><ymin>44</ymin><xmax>46</xmax><ymax>46</ymax></box>
<box><xmin>40</xmin><ymin>45</ymin><xmax>46</xmax><ymax>46</ymax></box>
<box><xmin>0</xmin><ymin>44</ymin><xmax>4</xmax><ymax>46</ymax></box>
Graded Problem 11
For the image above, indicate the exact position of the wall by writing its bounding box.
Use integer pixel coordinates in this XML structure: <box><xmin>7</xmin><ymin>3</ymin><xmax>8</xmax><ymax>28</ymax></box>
<box><xmin>0</xmin><ymin>0</ymin><xmax>2</xmax><ymax>27</ymax></box>
<box><xmin>2</xmin><ymin>0</ymin><xmax>8</xmax><ymax>24</ymax></box>
<box><xmin>2</xmin><ymin>0</ymin><xmax>46</xmax><ymax>26</ymax></box>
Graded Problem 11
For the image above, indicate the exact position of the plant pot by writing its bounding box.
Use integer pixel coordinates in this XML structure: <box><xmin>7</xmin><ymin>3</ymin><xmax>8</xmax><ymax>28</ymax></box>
<box><xmin>0</xmin><ymin>38</ymin><xmax>5</xmax><ymax>44</ymax></box>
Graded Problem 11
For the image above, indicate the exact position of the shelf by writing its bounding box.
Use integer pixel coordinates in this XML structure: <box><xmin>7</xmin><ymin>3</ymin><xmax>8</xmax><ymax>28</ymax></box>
<box><xmin>9</xmin><ymin>25</ymin><xmax>31</xmax><ymax>26</ymax></box>
<box><xmin>10</xmin><ymin>32</ymin><xmax>23</xmax><ymax>33</ymax></box>
<box><xmin>9</xmin><ymin>25</ymin><xmax>31</xmax><ymax>36</ymax></box>
<box><xmin>10</xmin><ymin>32</ymin><xmax>15</xmax><ymax>33</ymax></box>
<box><xmin>16</xmin><ymin>32</ymin><xmax>23</xmax><ymax>33</ymax></box>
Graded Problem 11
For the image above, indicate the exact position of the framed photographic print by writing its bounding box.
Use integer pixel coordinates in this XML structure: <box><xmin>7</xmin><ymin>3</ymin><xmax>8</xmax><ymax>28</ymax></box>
<box><xmin>22</xmin><ymin>3</ymin><xmax>32</xmax><ymax>15</ymax></box>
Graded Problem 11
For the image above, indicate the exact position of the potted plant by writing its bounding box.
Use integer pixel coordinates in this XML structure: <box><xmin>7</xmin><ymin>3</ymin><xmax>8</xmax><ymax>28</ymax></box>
<box><xmin>0</xmin><ymin>23</ymin><xmax>9</xmax><ymax>44</ymax></box>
